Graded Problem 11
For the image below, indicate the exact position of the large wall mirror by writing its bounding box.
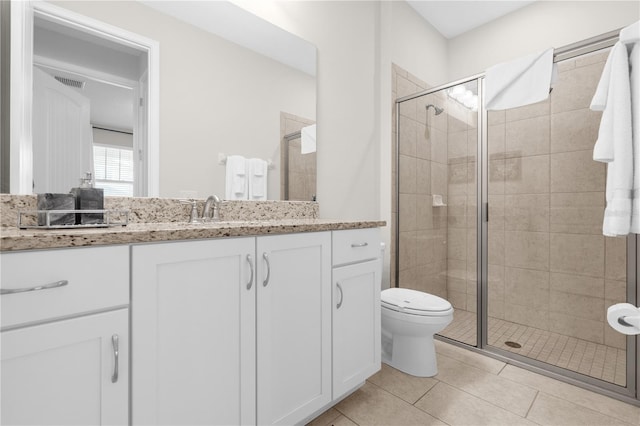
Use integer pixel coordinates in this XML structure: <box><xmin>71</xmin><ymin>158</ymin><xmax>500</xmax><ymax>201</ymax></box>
<box><xmin>5</xmin><ymin>0</ymin><xmax>317</xmax><ymax>201</ymax></box>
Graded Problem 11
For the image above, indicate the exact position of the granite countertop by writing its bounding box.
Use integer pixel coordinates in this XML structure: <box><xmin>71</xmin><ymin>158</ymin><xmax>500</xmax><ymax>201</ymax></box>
<box><xmin>0</xmin><ymin>219</ymin><xmax>386</xmax><ymax>252</ymax></box>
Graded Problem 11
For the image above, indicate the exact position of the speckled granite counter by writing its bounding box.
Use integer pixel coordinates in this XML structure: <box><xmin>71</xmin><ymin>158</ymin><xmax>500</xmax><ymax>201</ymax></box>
<box><xmin>0</xmin><ymin>195</ymin><xmax>385</xmax><ymax>252</ymax></box>
<box><xmin>0</xmin><ymin>219</ymin><xmax>385</xmax><ymax>252</ymax></box>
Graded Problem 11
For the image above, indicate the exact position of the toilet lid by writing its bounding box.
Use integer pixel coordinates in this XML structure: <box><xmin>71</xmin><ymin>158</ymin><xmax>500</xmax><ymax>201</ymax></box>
<box><xmin>381</xmin><ymin>288</ymin><xmax>453</xmax><ymax>316</ymax></box>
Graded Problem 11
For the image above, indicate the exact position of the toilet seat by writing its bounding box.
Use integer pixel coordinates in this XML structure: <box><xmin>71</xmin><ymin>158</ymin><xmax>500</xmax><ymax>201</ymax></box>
<box><xmin>381</xmin><ymin>288</ymin><xmax>453</xmax><ymax>317</ymax></box>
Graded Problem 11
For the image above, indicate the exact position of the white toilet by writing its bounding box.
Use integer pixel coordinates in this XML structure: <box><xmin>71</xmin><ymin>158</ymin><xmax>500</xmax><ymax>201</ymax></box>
<box><xmin>381</xmin><ymin>288</ymin><xmax>454</xmax><ymax>377</ymax></box>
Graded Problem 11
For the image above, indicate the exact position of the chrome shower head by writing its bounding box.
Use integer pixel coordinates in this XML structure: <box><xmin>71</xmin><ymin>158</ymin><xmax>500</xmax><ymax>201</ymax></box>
<box><xmin>426</xmin><ymin>104</ymin><xmax>444</xmax><ymax>115</ymax></box>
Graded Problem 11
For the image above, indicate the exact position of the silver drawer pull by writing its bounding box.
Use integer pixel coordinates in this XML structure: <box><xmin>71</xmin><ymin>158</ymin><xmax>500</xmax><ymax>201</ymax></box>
<box><xmin>263</xmin><ymin>253</ymin><xmax>271</xmax><ymax>287</ymax></box>
<box><xmin>336</xmin><ymin>282</ymin><xmax>344</xmax><ymax>309</ymax></box>
<box><xmin>246</xmin><ymin>254</ymin><xmax>254</xmax><ymax>290</ymax></box>
<box><xmin>111</xmin><ymin>334</ymin><xmax>119</xmax><ymax>383</ymax></box>
<box><xmin>1</xmin><ymin>279</ymin><xmax>69</xmax><ymax>295</ymax></box>
<box><xmin>351</xmin><ymin>242</ymin><xmax>369</xmax><ymax>248</ymax></box>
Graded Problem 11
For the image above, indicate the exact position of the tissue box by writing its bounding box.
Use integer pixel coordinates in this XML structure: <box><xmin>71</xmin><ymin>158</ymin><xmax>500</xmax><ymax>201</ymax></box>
<box><xmin>70</xmin><ymin>187</ymin><xmax>104</xmax><ymax>224</ymax></box>
<box><xmin>37</xmin><ymin>193</ymin><xmax>76</xmax><ymax>226</ymax></box>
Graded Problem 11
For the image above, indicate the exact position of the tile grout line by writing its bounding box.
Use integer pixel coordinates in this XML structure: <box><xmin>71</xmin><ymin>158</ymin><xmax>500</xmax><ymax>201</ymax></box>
<box><xmin>524</xmin><ymin>390</ymin><xmax>541</xmax><ymax>419</ymax></box>
<box><xmin>496</xmin><ymin>361</ymin><xmax>508</xmax><ymax>375</ymax></box>
<box><xmin>498</xmin><ymin>365</ymin><xmax>639</xmax><ymax>425</ymax></box>
<box><xmin>331</xmin><ymin>406</ymin><xmax>359</xmax><ymax>426</ymax></box>
<box><xmin>408</xmin><ymin>381</ymin><xmax>454</xmax><ymax>426</ymax></box>
<box><xmin>433</xmin><ymin>375</ymin><xmax>537</xmax><ymax>421</ymax></box>
<box><xmin>331</xmin><ymin>394</ymin><xmax>360</xmax><ymax>426</ymax></box>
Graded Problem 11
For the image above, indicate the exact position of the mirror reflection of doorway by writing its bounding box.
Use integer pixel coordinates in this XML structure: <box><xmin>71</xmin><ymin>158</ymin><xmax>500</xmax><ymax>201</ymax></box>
<box><xmin>280</xmin><ymin>112</ymin><xmax>317</xmax><ymax>201</ymax></box>
<box><xmin>32</xmin><ymin>14</ymin><xmax>147</xmax><ymax>195</ymax></box>
<box><xmin>32</xmin><ymin>67</ymin><xmax>92</xmax><ymax>194</ymax></box>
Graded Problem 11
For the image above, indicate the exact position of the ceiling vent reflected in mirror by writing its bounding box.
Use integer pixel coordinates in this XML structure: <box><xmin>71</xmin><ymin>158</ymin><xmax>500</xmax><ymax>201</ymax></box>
<box><xmin>54</xmin><ymin>75</ymin><xmax>86</xmax><ymax>89</ymax></box>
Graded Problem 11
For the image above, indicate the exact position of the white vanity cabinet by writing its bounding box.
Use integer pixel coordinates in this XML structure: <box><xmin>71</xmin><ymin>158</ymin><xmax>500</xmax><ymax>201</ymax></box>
<box><xmin>331</xmin><ymin>229</ymin><xmax>381</xmax><ymax>399</ymax></box>
<box><xmin>131</xmin><ymin>237</ymin><xmax>256</xmax><ymax>425</ymax></box>
<box><xmin>256</xmin><ymin>232</ymin><xmax>332</xmax><ymax>425</ymax></box>
<box><xmin>131</xmin><ymin>231</ymin><xmax>332</xmax><ymax>426</ymax></box>
<box><xmin>0</xmin><ymin>246</ymin><xmax>130</xmax><ymax>425</ymax></box>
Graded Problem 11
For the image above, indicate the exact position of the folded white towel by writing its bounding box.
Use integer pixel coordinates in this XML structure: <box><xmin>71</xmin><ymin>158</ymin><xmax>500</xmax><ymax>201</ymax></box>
<box><xmin>591</xmin><ymin>40</ymin><xmax>633</xmax><ymax>236</ymax></box>
<box><xmin>248</xmin><ymin>158</ymin><xmax>268</xmax><ymax>200</ymax></box>
<box><xmin>301</xmin><ymin>124</ymin><xmax>317</xmax><ymax>154</ymax></box>
<box><xmin>484</xmin><ymin>48</ymin><xmax>555</xmax><ymax>110</ymax></box>
<box><xmin>225</xmin><ymin>155</ymin><xmax>248</xmax><ymax>200</ymax></box>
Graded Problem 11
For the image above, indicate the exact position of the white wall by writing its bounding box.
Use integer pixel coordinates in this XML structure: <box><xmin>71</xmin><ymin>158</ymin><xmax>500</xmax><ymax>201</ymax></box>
<box><xmin>448</xmin><ymin>1</ymin><xmax>640</xmax><ymax>80</ymax></box>
<box><xmin>390</xmin><ymin>1</ymin><xmax>449</xmax><ymax>88</ymax></box>
<box><xmin>50</xmin><ymin>1</ymin><xmax>316</xmax><ymax>200</ymax></box>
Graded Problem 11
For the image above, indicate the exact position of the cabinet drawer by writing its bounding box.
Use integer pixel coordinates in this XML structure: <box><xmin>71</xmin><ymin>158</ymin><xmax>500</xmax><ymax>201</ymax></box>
<box><xmin>1</xmin><ymin>246</ymin><xmax>129</xmax><ymax>329</ymax></box>
<box><xmin>332</xmin><ymin>228</ymin><xmax>380</xmax><ymax>266</ymax></box>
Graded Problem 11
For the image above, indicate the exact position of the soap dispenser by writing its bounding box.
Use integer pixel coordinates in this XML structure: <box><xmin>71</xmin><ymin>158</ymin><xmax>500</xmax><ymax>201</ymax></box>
<box><xmin>70</xmin><ymin>172</ymin><xmax>104</xmax><ymax>224</ymax></box>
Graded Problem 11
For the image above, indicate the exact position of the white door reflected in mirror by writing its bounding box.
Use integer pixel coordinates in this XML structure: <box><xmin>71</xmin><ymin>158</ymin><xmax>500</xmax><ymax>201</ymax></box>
<box><xmin>32</xmin><ymin>67</ymin><xmax>92</xmax><ymax>194</ymax></box>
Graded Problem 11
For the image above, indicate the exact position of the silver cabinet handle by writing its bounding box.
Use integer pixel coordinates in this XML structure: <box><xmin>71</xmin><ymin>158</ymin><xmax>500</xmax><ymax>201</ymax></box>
<box><xmin>1</xmin><ymin>279</ymin><xmax>68</xmax><ymax>295</ymax></box>
<box><xmin>263</xmin><ymin>253</ymin><xmax>271</xmax><ymax>287</ymax></box>
<box><xmin>111</xmin><ymin>334</ymin><xmax>119</xmax><ymax>383</ymax></box>
<box><xmin>246</xmin><ymin>254</ymin><xmax>254</xmax><ymax>290</ymax></box>
<box><xmin>336</xmin><ymin>282</ymin><xmax>344</xmax><ymax>309</ymax></box>
<box><xmin>351</xmin><ymin>242</ymin><xmax>369</xmax><ymax>248</ymax></box>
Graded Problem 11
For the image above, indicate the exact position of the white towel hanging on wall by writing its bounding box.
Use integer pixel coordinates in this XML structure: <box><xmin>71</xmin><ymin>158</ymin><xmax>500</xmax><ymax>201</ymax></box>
<box><xmin>301</xmin><ymin>124</ymin><xmax>317</xmax><ymax>154</ymax></box>
<box><xmin>248</xmin><ymin>158</ymin><xmax>268</xmax><ymax>201</ymax></box>
<box><xmin>225</xmin><ymin>155</ymin><xmax>248</xmax><ymax>200</ymax></box>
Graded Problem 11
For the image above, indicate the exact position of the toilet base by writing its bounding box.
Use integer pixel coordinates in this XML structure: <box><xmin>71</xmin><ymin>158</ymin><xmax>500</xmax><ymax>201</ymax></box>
<box><xmin>382</xmin><ymin>334</ymin><xmax>438</xmax><ymax>377</ymax></box>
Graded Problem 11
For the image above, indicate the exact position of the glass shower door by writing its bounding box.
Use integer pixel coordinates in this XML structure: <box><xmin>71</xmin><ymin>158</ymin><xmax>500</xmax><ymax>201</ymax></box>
<box><xmin>485</xmin><ymin>47</ymin><xmax>635</xmax><ymax>390</ymax></box>
<box><xmin>395</xmin><ymin>77</ymin><xmax>481</xmax><ymax>347</ymax></box>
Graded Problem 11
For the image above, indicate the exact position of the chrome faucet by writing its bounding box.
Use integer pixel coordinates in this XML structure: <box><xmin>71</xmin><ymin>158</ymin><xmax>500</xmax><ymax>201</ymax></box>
<box><xmin>202</xmin><ymin>195</ymin><xmax>221</xmax><ymax>221</ymax></box>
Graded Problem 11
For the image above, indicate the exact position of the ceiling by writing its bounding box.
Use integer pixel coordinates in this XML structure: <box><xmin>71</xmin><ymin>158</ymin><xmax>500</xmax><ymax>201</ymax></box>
<box><xmin>407</xmin><ymin>1</ymin><xmax>537</xmax><ymax>39</ymax></box>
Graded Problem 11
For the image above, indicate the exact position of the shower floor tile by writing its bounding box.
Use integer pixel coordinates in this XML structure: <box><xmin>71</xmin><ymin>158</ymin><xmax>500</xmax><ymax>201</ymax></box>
<box><xmin>438</xmin><ymin>309</ymin><xmax>627</xmax><ymax>387</ymax></box>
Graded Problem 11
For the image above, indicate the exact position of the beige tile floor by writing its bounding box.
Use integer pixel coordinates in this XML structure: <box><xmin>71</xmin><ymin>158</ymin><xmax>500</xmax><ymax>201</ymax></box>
<box><xmin>440</xmin><ymin>309</ymin><xmax>627</xmax><ymax>386</ymax></box>
<box><xmin>307</xmin><ymin>341</ymin><xmax>640</xmax><ymax>426</ymax></box>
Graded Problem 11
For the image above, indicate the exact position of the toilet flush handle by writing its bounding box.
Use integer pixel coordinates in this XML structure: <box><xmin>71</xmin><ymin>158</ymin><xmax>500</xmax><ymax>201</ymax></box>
<box><xmin>336</xmin><ymin>282</ymin><xmax>344</xmax><ymax>309</ymax></box>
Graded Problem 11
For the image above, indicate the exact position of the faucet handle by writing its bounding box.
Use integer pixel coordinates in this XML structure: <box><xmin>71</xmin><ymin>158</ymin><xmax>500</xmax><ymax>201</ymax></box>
<box><xmin>179</xmin><ymin>199</ymin><xmax>199</xmax><ymax>223</ymax></box>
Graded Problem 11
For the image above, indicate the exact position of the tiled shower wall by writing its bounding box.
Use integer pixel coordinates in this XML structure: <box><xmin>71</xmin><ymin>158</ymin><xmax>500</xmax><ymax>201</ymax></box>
<box><xmin>392</xmin><ymin>64</ymin><xmax>445</xmax><ymax>297</ymax></box>
<box><xmin>445</xmin><ymin>95</ymin><xmax>478</xmax><ymax>312</ymax></box>
<box><xmin>486</xmin><ymin>48</ymin><xmax>628</xmax><ymax>351</ymax></box>
<box><xmin>392</xmin><ymin>64</ymin><xmax>477</xmax><ymax>311</ymax></box>
<box><xmin>280</xmin><ymin>112</ymin><xmax>316</xmax><ymax>201</ymax></box>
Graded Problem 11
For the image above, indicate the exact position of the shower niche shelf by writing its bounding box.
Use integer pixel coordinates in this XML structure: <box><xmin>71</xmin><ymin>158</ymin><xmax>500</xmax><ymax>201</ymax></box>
<box><xmin>432</xmin><ymin>195</ymin><xmax>447</xmax><ymax>207</ymax></box>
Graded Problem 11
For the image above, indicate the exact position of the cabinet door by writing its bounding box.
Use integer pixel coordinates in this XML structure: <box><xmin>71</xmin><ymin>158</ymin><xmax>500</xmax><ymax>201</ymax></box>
<box><xmin>256</xmin><ymin>232</ymin><xmax>332</xmax><ymax>425</ymax></box>
<box><xmin>333</xmin><ymin>259</ymin><xmax>381</xmax><ymax>398</ymax></box>
<box><xmin>132</xmin><ymin>238</ymin><xmax>256</xmax><ymax>425</ymax></box>
<box><xmin>1</xmin><ymin>309</ymin><xmax>129</xmax><ymax>425</ymax></box>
